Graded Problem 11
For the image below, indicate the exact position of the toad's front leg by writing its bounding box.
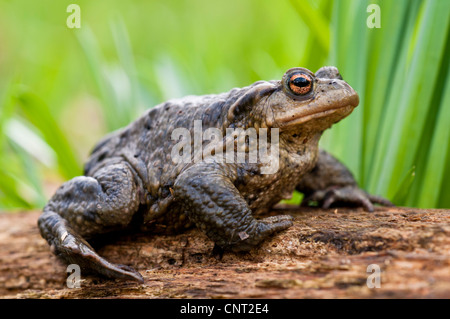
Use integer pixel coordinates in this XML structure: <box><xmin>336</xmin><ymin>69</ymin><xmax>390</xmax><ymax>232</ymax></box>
<box><xmin>173</xmin><ymin>162</ymin><xmax>293</xmax><ymax>252</ymax></box>
<box><xmin>297</xmin><ymin>149</ymin><xmax>393</xmax><ymax>212</ymax></box>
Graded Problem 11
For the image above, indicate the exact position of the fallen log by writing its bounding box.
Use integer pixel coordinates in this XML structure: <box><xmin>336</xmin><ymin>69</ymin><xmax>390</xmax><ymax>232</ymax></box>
<box><xmin>0</xmin><ymin>206</ymin><xmax>449</xmax><ymax>298</ymax></box>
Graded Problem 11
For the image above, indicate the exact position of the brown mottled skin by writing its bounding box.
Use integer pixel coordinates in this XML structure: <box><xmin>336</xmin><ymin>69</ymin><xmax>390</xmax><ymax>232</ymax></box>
<box><xmin>38</xmin><ymin>67</ymin><xmax>392</xmax><ymax>282</ymax></box>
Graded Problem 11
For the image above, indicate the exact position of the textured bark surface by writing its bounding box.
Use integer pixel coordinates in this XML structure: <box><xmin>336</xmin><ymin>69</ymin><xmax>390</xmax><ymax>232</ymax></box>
<box><xmin>0</xmin><ymin>206</ymin><xmax>449</xmax><ymax>299</ymax></box>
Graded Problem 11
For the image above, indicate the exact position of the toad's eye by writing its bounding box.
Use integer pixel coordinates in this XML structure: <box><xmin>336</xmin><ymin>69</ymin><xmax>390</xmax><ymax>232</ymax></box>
<box><xmin>288</xmin><ymin>73</ymin><xmax>313</xmax><ymax>95</ymax></box>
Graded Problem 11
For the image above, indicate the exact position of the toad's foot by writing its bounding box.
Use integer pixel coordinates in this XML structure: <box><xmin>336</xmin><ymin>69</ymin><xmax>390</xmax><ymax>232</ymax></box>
<box><xmin>301</xmin><ymin>185</ymin><xmax>394</xmax><ymax>212</ymax></box>
<box><xmin>41</xmin><ymin>212</ymin><xmax>144</xmax><ymax>282</ymax></box>
<box><xmin>211</xmin><ymin>215</ymin><xmax>293</xmax><ymax>259</ymax></box>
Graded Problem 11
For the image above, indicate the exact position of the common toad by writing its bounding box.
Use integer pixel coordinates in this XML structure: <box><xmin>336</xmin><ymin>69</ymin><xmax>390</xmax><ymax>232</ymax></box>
<box><xmin>38</xmin><ymin>66</ymin><xmax>392</xmax><ymax>282</ymax></box>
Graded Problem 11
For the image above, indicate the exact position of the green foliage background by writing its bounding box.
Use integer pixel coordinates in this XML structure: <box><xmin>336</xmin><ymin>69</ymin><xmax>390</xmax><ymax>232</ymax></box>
<box><xmin>0</xmin><ymin>0</ymin><xmax>449</xmax><ymax>210</ymax></box>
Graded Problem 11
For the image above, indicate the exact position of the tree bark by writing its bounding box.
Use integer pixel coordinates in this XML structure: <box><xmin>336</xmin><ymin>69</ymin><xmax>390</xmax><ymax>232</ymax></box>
<box><xmin>0</xmin><ymin>206</ymin><xmax>449</xmax><ymax>298</ymax></box>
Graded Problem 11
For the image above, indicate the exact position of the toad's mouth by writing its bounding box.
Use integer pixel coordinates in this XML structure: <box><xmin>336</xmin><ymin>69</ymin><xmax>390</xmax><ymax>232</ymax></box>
<box><xmin>277</xmin><ymin>94</ymin><xmax>359</xmax><ymax>127</ymax></box>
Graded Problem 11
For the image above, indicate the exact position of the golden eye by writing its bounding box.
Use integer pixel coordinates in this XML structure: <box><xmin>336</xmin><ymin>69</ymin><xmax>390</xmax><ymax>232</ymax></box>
<box><xmin>288</xmin><ymin>73</ymin><xmax>313</xmax><ymax>95</ymax></box>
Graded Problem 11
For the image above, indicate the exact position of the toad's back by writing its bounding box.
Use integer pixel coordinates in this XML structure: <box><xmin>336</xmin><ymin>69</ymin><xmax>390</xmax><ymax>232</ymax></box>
<box><xmin>83</xmin><ymin>88</ymin><xmax>245</xmax><ymax>185</ymax></box>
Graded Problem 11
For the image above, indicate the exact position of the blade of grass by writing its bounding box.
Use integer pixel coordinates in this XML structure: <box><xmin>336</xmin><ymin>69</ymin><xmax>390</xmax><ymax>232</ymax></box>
<box><xmin>14</xmin><ymin>87</ymin><xmax>81</xmax><ymax>179</ymax></box>
<box><xmin>293</xmin><ymin>0</ymin><xmax>331</xmax><ymax>70</ymax></box>
<box><xmin>7</xmin><ymin>138</ymin><xmax>47</xmax><ymax>208</ymax></box>
<box><xmin>289</xmin><ymin>0</ymin><xmax>330</xmax><ymax>53</ymax></box>
<box><xmin>111</xmin><ymin>17</ymin><xmax>143</xmax><ymax>121</ymax></box>
<box><xmin>406</xmin><ymin>22</ymin><xmax>450</xmax><ymax>207</ymax></box>
<box><xmin>5</xmin><ymin>118</ymin><xmax>57</xmax><ymax>168</ymax></box>
<box><xmin>370</xmin><ymin>0</ymin><xmax>450</xmax><ymax>202</ymax></box>
<box><xmin>392</xmin><ymin>166</ymin><xmax>416</xmax><ymax>205</ymax></box>
<box><xmin>322</xmin><ymin>0</ymin><xmax>370</xmax><ymax>182</ymax></box>
<box><xmin>366</xmin><ymin>0</ymin><xmax>420</xmax><ymax>194</ymax></box>
<box><xmin>318</xmin><ymin>0</ymin><xmax>345</xmax><ymax>153</ymax></box>
<box><xmin>363</xmin><ymin>0</ymin><xmax>411</xmax><ymax>188</ymax></box>
<box><xmin>417</xmin><ymin>60</ymin><xmax>450</xmax><ymax>207</ymax></box>
<box><xmin>437</xmin><ymin>136</ymin><xmax>450</xmax><ymax>208</ymax></box>
<box><xmin>384</xmin><ymin>0</ymin><xmax>450</xmax><ymax>199</ymax></box>
<box><xmin>0</xmin><ymin>169</ymin><xmax>34</xmax><ymax>210</ymax></box>
<box><xmin>0</xmin><ymin>80</ymin><xmax>16</xmax><ymax>149</ymax></box>
<box><xmin>76</xmin><ymin>26</ymin><xmax>124</xmax><ymax>130</ymax></box>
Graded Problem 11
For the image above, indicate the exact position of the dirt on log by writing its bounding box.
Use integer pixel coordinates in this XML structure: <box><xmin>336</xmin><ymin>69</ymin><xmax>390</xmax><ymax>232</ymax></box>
<box><xmin>0</xmin><ymin>205</ymin><xmax>449</xmax><ymax>299</ymax></box>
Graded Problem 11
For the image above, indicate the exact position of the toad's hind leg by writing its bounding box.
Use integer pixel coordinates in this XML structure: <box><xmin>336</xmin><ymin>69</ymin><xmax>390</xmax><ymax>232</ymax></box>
<box><xmin>37</xmin><ymin>163</ymin><xmax>144</xmax><ymax>282</ymax></box>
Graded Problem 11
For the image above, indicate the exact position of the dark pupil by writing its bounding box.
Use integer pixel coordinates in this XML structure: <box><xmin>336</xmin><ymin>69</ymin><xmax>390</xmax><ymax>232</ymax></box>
<box><xmin>292</xmin><ymin>76</ymin><xmax>310</xmax><ymax>87</ymax></box>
